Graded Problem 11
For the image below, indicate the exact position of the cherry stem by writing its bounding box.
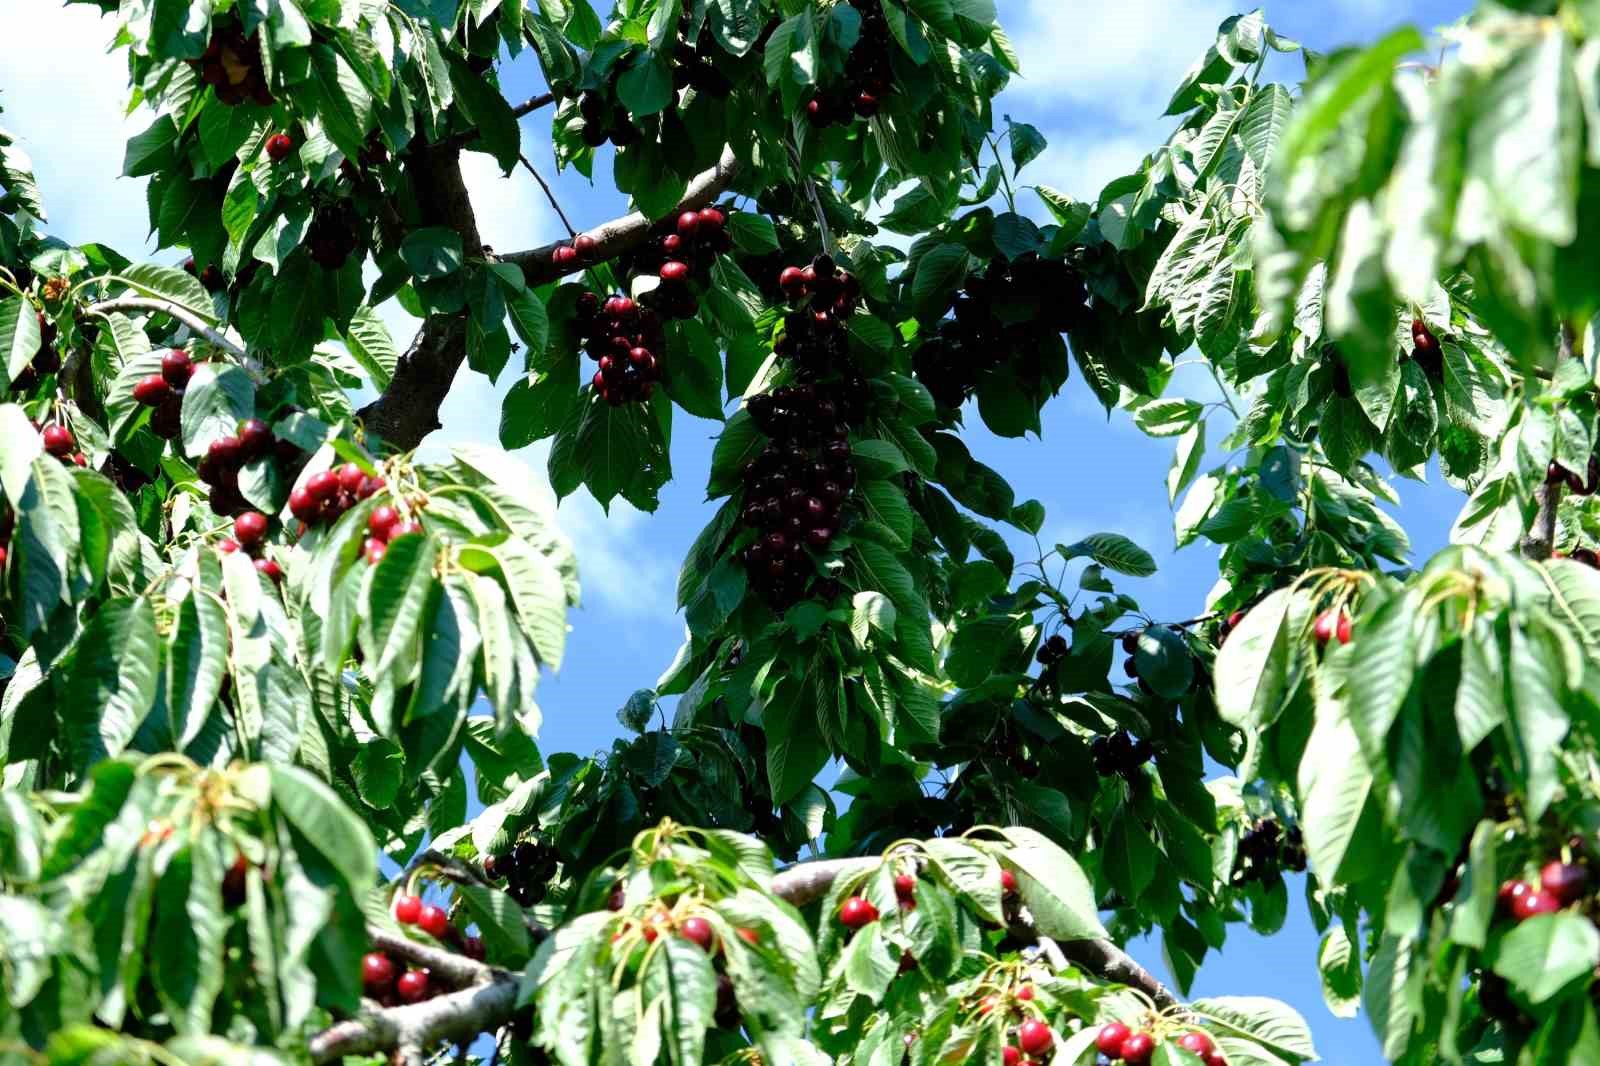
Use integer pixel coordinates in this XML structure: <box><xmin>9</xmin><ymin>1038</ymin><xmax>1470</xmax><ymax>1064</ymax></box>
<box><xmin>518</xmin><ymin>154</ymin><xmax>577</xmax><ymax>239</ymax></box>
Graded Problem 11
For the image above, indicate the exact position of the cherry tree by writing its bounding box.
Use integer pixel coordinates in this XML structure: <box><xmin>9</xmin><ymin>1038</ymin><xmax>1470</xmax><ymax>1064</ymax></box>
<box><xmin>1</xmin><ymin>2</ymin><xmax>1597</xmax><ymax>1065</ymax></box>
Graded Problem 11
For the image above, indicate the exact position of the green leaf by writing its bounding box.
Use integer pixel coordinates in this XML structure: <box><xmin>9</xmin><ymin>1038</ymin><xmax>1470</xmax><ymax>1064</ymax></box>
<box><xmin>0</xmin><ymin>297</ymin><xmax>42</xmax><ymax>383</ymax></box>
<box><xmin>996</xmin><ymin>826</ymin><xmax>1106</xmax><ymax>940</ymax></box>
<box><xmin>1317</xmin><ymin>925</ymin><xmax>1362</xmax><ymax>1019</ymax></box>
<box><xmin>643</xmin><ymin>929</ymin><xmax>719</xmax><ymax>1066</ymax></box>
<box><xmin>1214</xmin><ymin>587</ymin><xmax>1295</xmax><ymax>729</ymax></box>
<box><xmin>1190</xmin><ymin>997</ymin><xmax>1317</xmax><ymax>1062</ymax></box>
<box><xmin>946</xmin><ymin>616</ymin><xmax>1017</xmax><ymax>687</ymax></box>
<box><xmin>912</xmin><ymin>243</ymin><xmax>968</xmax><ymax>316</ymax></box>
<box><xmin>1007</xmin><ymin>121</ymin><xmax>1046</xmax><ymax>175</ymax></box>
<box><xmin>301</xmin><ymin>44</ymin><xmax>374</xmax><ymax>163</ymax></box>
<box><xmin>618</xmin><ymin>51</ymin><xmax>675</xmax><ymax>117</ymax></box>
<box><xmin>344</xmin><ymin>305</ymin><xmax>398</xmax><ymax>390</ymax></box>
<box><xmin>360</xmin><ymin>531</ymin><xmax>439</xmax><ymax>678</ymax></box>
<box><xmin>1133</xmin><ymin>626</ymin><xmax>1195</xmax><ymax>699</ymax></box>
<box><xmin>268</xmin><ymin>764</ymin><xmax>378</xmax><ymax>893</ymax></box>
<box><xmin>402</xmin><ymin>227</ymin><xmax>466</xmax><ymax>281</ymax></box>
<box><xmin>180</xmin><ymin>364</ymin><xmax>255</xmax><ymax>459</ymax></box>
<box><xmin>447</xmin><ymin>52</ymin><xmax>523</xmax><ymax>173</ymax></box>
<box><xmin>1061</xmin><ymin>533</ymin><xmax>1157</xmax><ymax>577</ymax></box>
<box><xmin>1491</xmin><ymin>912</ymin><xmax>1600</xmax><ymax>1005</ymax></box>
<box><xmin>59</xmin><ymin>597</ymin><xmax>160</xmax><ymax>774</ymax></box>
<box><xmin>727</xmin><ymin>212</ymin><xmax>780</xmax><ymax>254</ymax></box>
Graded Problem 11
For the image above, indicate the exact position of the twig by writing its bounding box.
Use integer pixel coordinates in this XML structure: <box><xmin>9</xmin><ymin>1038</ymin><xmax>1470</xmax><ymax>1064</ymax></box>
<box><xmin>518</xmin><ymin>154</ymin><xmax>577</xmax><ymax>238</ymax></box>
<box><xmin>86</xmin><ymin>296</ymin><xmax>246</xmax><ymax>360</ymax></box>
<box><xmin>1521</xmin><ymin>323</ymin><xmax>1578</xmax><ymax>561</ymax></box>
<box><xmin>784</xmin><ymin>141</ymin><xmax>833</xmax><ymax>257</ymax></box>
<box><xmin>511</xmin><ymin>93</ymin><xmax>556</xmax><ymax>119</ymax></box>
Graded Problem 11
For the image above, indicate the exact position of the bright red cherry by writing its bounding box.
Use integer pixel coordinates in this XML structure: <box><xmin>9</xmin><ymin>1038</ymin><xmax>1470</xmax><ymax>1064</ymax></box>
<box><xmin>42</xmin><ymin>424</ymin><xmax>74</xmax><ymax>456</ymax></box>
<box><xmin>417</xmin><ymin>903</ymin><xmax>451</xmax><ymax>938</ymax></box>
<box><xmin>218</xmin><ymin>538</ymin><xmax>240</xmax><ymax>554</ymax></box>
<box><xmin>1001</xmin><ymin>1047</ymin><xmax>1021</xmax><ymax>1066</ymax></box>
<box><xmin>396</xmin><ymin>970</ymin><xmax>430</xmax><ymax>1003</ymax></box>
<box><xmin>1120</xmin><ymin>1033</ymin><xmax>1156</xmax><ymax>1065</ymax></box>
<box><xmin>552</xmin><ymin>244</ymin><xmax>580</xmax><ymax>268</ymax></box>
<box><xmin>208</xmin><ymin>435</ymin><xmax>243</xmax><ymax>466</ymax></box>
<box><xmin>133</xmin><ymin>374</ymin><xmax>171</xmax><ymax>406</ymax></box>
<box><xmin>306</xmin><ymin>470</ymin><xmax>340</xmax><ymax>501</ymax></box>
<box><xmin>289</xmin><ymin>486</ymin><xmax>318</xmax><ymax>521</ymax></box>
<box><xmin>675</xmin><ymin>210</ymin><xmax>701</xmax><ymax>237</ymax></box>
<box><xmin>1096</xmin><ymin>1022</ymin><xmax>1132</xmax><ymax>1057</ymax></box>
<box><xmin>265</xmin><ymin>132</ymin><xmax>294</xmax><ymax>162</ymax></box>
<box><xmin>394</xmin><ymin>893</ymin><xmax>423</xmax><ymax>924</ymax></box>
<box><xmin>1015</xmin><ymin>984</ymin><xmax>1034</xmax><ymax>1001</ymax></box>
<box><xmin>680</xmin><ymin>916</ymin><xmax>715</xmax><ymax>951</ymax></box>
<box><xmin>362</xmin><ymin>952</ymin><xmax>395</xmax><ymax>991</ymax></box>
<box><xmin>336</xmin><ymin>462</ymin><xmax>365</xmax><ymax>494</ymax></box>
<box><xmin>659</xmin><ymin>260</ymin><xmax>690</xmax><ymax>283</ymax></box>
<box><xmin>893</xmin><ymin>873</ymin><xmax>916</xmax><ymax>903</ymax></box>
<box><xmin>161</xmin><ymin>348</ymin><xmax>193</xmax><ymax>387</ymax></box>
<box><xmin>368</xmin><ymin>505</ymin><xmax>400</xmax><ymax>541</ymax></box>
<box><xmin>838</xmin><ymin>896</ymin><xmax>878</xmax><ymax>928</ymax></box>
<box><xmin>233</xmin><ymin>511</ymin><xmax>268</xmax><ymax>547</ymax></box>
<box><xmin>574</xmin><ymin>234</ymin><xmax>598</xmax><ymax>258</ymax></box>
<box><xmin>1205</xmin><ymin>1055</ymin><xmax>1228</xmax><ymax>1066</ymax></box>
<box><xmin>365</xmin><ymin>538</ymin><xmax>387</xmax><ymax>565</ymax></box>
<box><xmin>736</xmin><ymin>927</ymin><xmax>760</xmax><ymax>946</ymax></box>
<box><xmin>253</xmin><ymin>558</ymin><xmax>283</xmax><ymax>583</ymax></box>
<box><xmin>779</xmin><ymin>266</ymin><xmax>806</xmax><ymax>292</ymax></box>
<box><xmin>1512</xmin><ymin>887</ymin><xmax>1561</xmax><ymax>921</ymax></box>
<box><xmin>237</xmin><ymin>418</ymin><xmax>273</xmax><ymax>458</ymax></box>
<box><xmin>1000</xmin><ymin>868</ymin><xmax>1019</xmax><ymax>896</ymax></box>
<box><xmin>697</xmin><ymin>206</ymin><xmax>725</xmax><ymax>231</ymax></box>
<box><xmin>1540</xmin><ymin>860</ymin><xmax>1589</xmax><ymax>905</ymax></box>
<box><xmin>1016</xmin><ymin>1020</ymin><xmax>1052</xmax><ymax>1056</ymax></box>
<box><xmin>358</xmin><ymin>475</ymin><xmax>385</xmax><ymax>499</ymax></box>
<box><xmin>1177</xmin><ymin>1032</ymin><xmax>1216</xmax><ymax>1056</ymax></box>
<box><xmin>390</xmin><ymin>520</ymin><xmax>423</xmax><ymax>539</ymax></box>
<box><xmin>1313</xmin><ymin>608</ymin><xmax>1352</xmax><ymax>645</ymax></box>
<box><xmin>1497</xmin><ymin>879</ymin><xmax>1532</xmax><ymax>913</ymax></box>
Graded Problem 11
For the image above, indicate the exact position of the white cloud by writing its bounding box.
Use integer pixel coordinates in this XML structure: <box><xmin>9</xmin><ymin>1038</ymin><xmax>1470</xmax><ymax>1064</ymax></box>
<box><xmin>1004</xmin><ymin>0</ymin><xmax>1234</xmax><ymax>123</ymax></box>
<box><xmin>1021</xmin><ymin>130</ymin><xmax>1157</xmax><ymax>205</ymax></box>
<box><xmin>0</xmin><ymin>3</ymin><xmax>154</xmax><ymax>253</ymax></box>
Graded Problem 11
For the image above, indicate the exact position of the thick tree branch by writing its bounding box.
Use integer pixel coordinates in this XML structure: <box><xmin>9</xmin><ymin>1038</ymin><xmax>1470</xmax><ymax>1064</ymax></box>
<box><xmin>1521</xmin><ymin>323</ymin><xmax>1579</xmax><ymax>561</ymax></box>
<box><xmin>309</xmin><ymin>973</ymin><xmax>519</xmax><ymax>1064</ymax></box>
<box><xmin>358</xmin><ymin>145</ymin><xmax>741</xmax><ymax>451</ymax></box>
<box><xmin>512</xmin><ymin>93</ymin><xmax>556</xmax><ymax>118</ymax></box>
<box><xmin>501</xmin><ymin>145</ymin><xmax>741</xmax><ymax>287</ymax></box>
<box><xmin>86</xmin><ymin>296</ymin><xmax>246</xmax><ymax>360</ymax></box>
<box><xmin>309</xmin><ymin>847</ymin><xmax>1177</xmax><ymax>1061</ymax></box>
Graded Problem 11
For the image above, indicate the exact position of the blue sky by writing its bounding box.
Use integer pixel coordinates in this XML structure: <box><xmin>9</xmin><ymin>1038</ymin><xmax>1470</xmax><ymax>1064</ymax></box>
<box><xmin>0</xmin><ymin>1</ymin><xmax>1475</xmax><ymax>1060</ymax></box>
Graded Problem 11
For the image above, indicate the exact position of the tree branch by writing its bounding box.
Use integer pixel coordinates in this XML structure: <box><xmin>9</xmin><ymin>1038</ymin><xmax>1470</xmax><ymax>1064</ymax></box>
<box><xmin>308</xmin><ymin>846</ymin><xmax>1177</xmax><ymax>1061</ymax></box>
<box><xmin>501</xmin><ymin>145</ymin><xmax>740</xmax><ymax>288</ymax></box>
<box><xmin>85</xmin><ymin>296</ymin><xmax>246</xmax><ymax>360</ymax></box>
<box><xmin>512</xmin><ymin>93</ymin><xmax>556</xmax><ymax>119</ymax></box>
<box><xmin>359</xmin><ymin>145</ymin><xmax>741</xmax><ymax>451</ymax></box>
<box><xmin>1521</xmin><ymin>323</ymin><xmax>1579</xmax><ymax>561</ymax></box>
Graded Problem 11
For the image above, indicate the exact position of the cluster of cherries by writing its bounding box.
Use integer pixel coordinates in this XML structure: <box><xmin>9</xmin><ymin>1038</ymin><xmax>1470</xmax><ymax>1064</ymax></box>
<box><xmin>665</xmin><ymin>10</ymin><xmax>734</xmax><ymax>98</ymax></box>
<box><xmin>306</xmin><ymin>200</ymin><xmax>361</xmax><ymax>270</ymax></box>
<box><xmin>1311</xmin><ymin>606</ymin><xmax>1352</xmax><ymax>646</ymax></box>
<box><xmin>36</xmin><ymin>419</ymin><xmax>87</xmax><ymax>468</ymax></box>
<box><xmin>1497</xmin><ymin>858</ymin><xmax>1588</xmax><ymax>922</ymax></box>
<box><xmin>132</xmin><ymin>347</ymin><xmax>196</xmax><ymax>440</ymax></box>
<box><xmin>613</xmin><ymin>204</ymin><xmax>733</xmax><ymax>321</ymax></box>
<box><xmin>217</xmin><ymin>509</ymin><xmax>283</xmax><ymax>584</ymax></box>
<box><xmin>1546</xmin><ymin>455</ymin><xmax>1600</xmax><ymax>497</ymax></box>
<box><xmin>8</xmin><ymin>311</ymin><xmax>60</xmax><ymax>393</ymax></box>
<box><xmin>739</xmin><ymin>385</ymin><xmax>861</xmax><ymax>607</ymax></box>
<box><xmin>576</xmin><ymin>89</ymin><xmax>643</xmax><ymax>149</ymax></box>
<box><xmin>574</xmin><ymin>292</ymin><xmax>664</xmax><ymax>406</ymax></box>
<box><xmin>1090</xmin><ymin>731</ymin><xmax>1154</xmax><ymax>779</ymax></box>
<box><xmin>483</xmin><ymin>836</ymin><xmax>561</xmax><ymax>907</ymax></box>
<box><xmin>1556</xmin><ymin>545</ymin><xmax>1600</xmax><ymax>570</ymax></box>
<box><xmin>1234</xmin><ymin>818</ymin><xmax>1307</xmax><ymax>884</ymax></box>
<box><xmin>774</xmin><ymin>255</ymin><xmax>863</xmax><ymax>375</ymax></box>
<box><xmin>839</xmin><ymin>867</ymin><xmax>1019</xmax><ymax>931</ymax></box>
<box><xmin>193</xmin><ymin>17</ymin><xmax>272</xmax><ymax>107</ymax></box>
<box><xmin>362</xmin><ymin>893</ymin><xmax>485</xmax><ymax>1006</ymax></box>
<box><xmin>1096</xmin><ymin>1023</ymin><xmax>1226</xmax><ymax>1066</ymax></box>
<box><xmin>196</xmin><ymin>416</ymin><xmax>305</xmax><ymax>518</ymax></box>
<box><xmin>1035</xmin><ymin>633</ymin><xmax>1068</xmax><ymax>668</ymax></box>
<box><xmin>1408</xmin><ymin>317</ymin><xmax>1443</xmax><ymax>380</ymax></box>
<box><xmin>805</xmin><ymin>0</ymin><xmax>893</xmax><ymax>126</ymax></box>
<box><xmin>287</xmin><ymin>462</ymin><xmax>390</xmax><ymax>529</ymax></box>
<box><xmin>605</xmin><ymin>888</ymin><xmax>750</xmax><ymax>1029</ymax></box>
<box><xmin>913</xmin><ymin>255</ymin><xmax>1088</xmax><ymax>410</ymax></box>
<box><xmin>183</xmin><ymin>256</ymin><xmax>226</xmax><ymax>293</ymax></box>
<box><xmin>1214</xmin><ymin>607</ymin><xmax>1248</xmax><ymax>646</ymax></box>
